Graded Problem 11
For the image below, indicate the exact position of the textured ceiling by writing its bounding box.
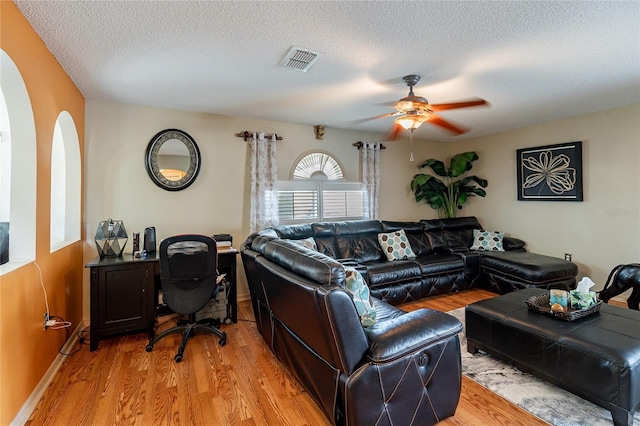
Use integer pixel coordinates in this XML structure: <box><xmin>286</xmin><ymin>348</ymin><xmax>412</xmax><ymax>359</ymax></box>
<box><xmin>14</xmin><ymin>1</ymin><xmax>640</xmax><ymax>141</ymax></box>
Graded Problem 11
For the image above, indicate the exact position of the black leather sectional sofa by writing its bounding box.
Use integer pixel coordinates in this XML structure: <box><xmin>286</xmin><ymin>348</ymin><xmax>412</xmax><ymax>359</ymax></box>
<box><xmin>240</xmin><ymin>217</ymin><xmax>577</xmax><ymax>425</ymax></box>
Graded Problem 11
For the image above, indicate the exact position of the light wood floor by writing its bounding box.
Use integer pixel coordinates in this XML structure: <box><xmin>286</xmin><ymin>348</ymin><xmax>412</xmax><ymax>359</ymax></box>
<box><xmin>27</xmin><ymin>289</ymin><xmax>550</xmax><ymax>425</ymax></box>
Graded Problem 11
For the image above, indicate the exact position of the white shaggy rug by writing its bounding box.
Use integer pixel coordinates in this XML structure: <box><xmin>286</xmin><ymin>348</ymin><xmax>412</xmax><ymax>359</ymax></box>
<box><xmin>448</xmin><ymin>308</ymin><xmax>640</xmax><ymax>426</ymax></box>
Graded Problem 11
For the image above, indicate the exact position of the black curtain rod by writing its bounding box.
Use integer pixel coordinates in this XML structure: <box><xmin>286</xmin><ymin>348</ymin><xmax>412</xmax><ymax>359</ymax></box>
<box><xmin>353</xmin><ymin>141</ymin><xmax>386</xmax><ymax>150</ymax></box>
<box><xmin>235</xmin><ymin>131</ymin><xmax>283</xmax><ymax>142</ymax></box>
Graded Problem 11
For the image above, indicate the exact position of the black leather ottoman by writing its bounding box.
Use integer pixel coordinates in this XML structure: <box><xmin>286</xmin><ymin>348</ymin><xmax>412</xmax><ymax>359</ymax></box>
<box><xmin>466</xmin><ymin>288</ymin><xmax>640</xmax><ymax>426</ymax></box>
<box><xmin>479</xmin><ymin>251</ymin><xmax>578</xmax><ymax>294</ymax></box>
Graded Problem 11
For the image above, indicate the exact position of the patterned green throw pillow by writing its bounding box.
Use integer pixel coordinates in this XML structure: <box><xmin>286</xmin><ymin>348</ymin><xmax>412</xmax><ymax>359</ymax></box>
<box><xmin>470</xmin><ymin>229</ymin><xmax>505</xmax><ymax>251</ymax></box>
<box><xmin>377</xmin><ymin>229</ymin><xmax>416</xmax><ymax>261</ymax></box>
<box><xmin>344</xmin><ymin>267</ymin><xmax>376</xmax><ymax>327</ymax></box>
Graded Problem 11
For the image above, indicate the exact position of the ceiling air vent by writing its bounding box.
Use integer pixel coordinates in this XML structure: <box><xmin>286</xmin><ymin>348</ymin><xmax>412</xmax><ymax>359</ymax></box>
<box><xmin>279</xmin><ymin>47</ymin><xmax>322</xmax><ymax>72</ymax></box>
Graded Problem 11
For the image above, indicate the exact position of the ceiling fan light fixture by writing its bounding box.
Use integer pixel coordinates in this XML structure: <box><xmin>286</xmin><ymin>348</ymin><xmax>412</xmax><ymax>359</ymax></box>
<box><xmin>396</xmin><ymin>95</ymin><xmax>429</xmax><ymax>113</ymax></box>
<box><xmin>395</xmin><ymin>111</ymin><xmax>430</xmax><ymax>130</ymax></box>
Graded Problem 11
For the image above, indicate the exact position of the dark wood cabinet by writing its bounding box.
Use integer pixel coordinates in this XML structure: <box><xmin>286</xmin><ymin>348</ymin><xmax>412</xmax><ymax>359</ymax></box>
<box><xmin>86</xmin><ymin>250</ymin><xmax>238</xmax><ymax>351</ymax></box>
<box><xmin>86</xmin><ymin>254</ymin><xmax>158</xmax><ymax>351</ymax></box>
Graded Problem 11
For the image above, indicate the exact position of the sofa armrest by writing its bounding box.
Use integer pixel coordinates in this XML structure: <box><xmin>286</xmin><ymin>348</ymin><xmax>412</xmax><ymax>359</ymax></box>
<box><xmin>364</xmin><ymin>309</ymin><xmax>462</xmax><ymax>363</ymax></box>
<box><xmin>503</xmin><ymin>236</ymin><xmax>526</xmax><ymax>251</ymax></box>
<box><xmin>434</xmin><ymin>246</ymin><xmax>469</xmax><ymax>254</ymax></box>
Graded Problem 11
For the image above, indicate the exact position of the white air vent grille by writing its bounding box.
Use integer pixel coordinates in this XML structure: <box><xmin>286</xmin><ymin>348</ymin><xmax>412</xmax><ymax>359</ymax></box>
<box><xmin>279</xmin><ymin>47</ymin><xmax>322</xmax><ymax>72</ymax></box>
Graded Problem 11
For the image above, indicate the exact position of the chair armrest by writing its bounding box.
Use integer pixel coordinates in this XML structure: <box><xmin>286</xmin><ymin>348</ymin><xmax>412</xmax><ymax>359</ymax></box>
<box><xmin>364</xmin><ymin>309</ymin><xmax>462</xmax><ymax>363</ymax></box>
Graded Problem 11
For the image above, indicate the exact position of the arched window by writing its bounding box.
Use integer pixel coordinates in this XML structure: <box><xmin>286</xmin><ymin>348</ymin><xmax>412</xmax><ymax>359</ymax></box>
<box><xmin>50</xmin><ymin>111</ymin><xmax>81</xmax><ymax>252</ymax></box>
<box><xmin>0</xmin><ymin>49</ymin><xmax>36</xmax><ymax>273</ymax></box>
<box><xmin>293</xmin><ymin>152</ymin><xmax>343</xmax><ymax>180</ymax></box>
<box><xmin>278</xmin><ymin>151</ymin><xmax>363</xmax><ymax>223</ymax></box>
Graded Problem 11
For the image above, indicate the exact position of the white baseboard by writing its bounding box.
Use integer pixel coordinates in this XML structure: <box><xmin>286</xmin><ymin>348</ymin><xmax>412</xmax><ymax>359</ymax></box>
<box><xmin>11</xmin><ymin>321</ymin><xmax>86</xmax><ymax>426</ymax></box>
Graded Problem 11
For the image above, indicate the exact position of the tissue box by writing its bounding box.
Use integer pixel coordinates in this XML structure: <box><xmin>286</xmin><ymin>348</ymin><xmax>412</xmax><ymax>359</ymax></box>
<box><xmin>570</xmin><ymin>290</ymin><xmax>597</xmax><ymax>309</ymax></box>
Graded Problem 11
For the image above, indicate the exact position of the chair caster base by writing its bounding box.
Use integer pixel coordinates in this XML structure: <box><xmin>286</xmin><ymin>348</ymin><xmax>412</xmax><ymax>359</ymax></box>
<box><xmin>145</xmin><ymin>344</ymin><xmax>153</xmax><ymax>352</ymax></box>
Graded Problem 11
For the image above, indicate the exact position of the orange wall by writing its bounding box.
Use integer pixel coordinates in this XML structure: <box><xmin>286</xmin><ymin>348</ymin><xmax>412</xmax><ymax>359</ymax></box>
<box><xmin>0</xmin><ymin>2</ymin><xmax>85</xmax><ymax>424</ymax></box>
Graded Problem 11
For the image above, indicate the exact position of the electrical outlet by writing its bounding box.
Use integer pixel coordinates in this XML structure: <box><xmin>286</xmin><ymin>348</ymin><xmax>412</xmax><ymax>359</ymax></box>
<box><xmin>43</xmin><ymin>312</ymin><xmax>50</xmax><ymax>331</ymax></box>
<box><xmin>564</xmin><ymin>253</ymin><xmax>572</xmax><ymax>261</ymax></box>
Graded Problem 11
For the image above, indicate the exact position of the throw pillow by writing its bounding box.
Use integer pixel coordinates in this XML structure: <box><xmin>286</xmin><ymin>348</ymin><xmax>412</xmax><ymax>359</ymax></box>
<box><xmin>470</xmin><ymin>230</ymin><xmax>505</xmax><ymax>251</ymax></box>
<box><xmin>378</xmin><ymin>229</ymin><xmax>416</xmax><ymax>261</ymax></box>
<box><xmin>343</xmin><ymin>267</ymin><xmax>376</xmax><ymax>327</ymax></box>
<box><xmin>287</xmin><ymin>236</ymin><xmax>317</xmax><ymax>251</ymax></box>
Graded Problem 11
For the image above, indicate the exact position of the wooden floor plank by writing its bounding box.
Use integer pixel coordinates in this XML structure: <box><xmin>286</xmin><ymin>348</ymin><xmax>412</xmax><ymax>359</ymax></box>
<box><xmin>26</xmin><ymin>289</ymin><xmax>553</xmax><ymax>425</ymax></box>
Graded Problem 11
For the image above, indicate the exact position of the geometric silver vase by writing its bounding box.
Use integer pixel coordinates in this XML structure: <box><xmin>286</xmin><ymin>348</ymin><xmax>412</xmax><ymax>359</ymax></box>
<box><xmin>94</xmin><ymin>218</ymin><xmax>128</xmax><ymax>257</ymax></box>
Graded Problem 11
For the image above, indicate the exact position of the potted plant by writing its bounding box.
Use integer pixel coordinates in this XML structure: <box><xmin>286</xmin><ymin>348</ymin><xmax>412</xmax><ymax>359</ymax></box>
<box><xmin>410</xmin><ymin>151</ymin><xmax>488</xmax><ymax>218</ymax></box>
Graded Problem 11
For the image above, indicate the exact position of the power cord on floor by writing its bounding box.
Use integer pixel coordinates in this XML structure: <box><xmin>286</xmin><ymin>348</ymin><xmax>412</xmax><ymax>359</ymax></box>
<box><xmin>54</xmin><ymin>319</ymin><xmax>81</xmax><ymax>356</ymax></box>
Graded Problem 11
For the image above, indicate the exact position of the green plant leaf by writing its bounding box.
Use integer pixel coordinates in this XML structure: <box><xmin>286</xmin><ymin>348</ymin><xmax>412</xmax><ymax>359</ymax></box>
<box><xmin>419</xmin><ymin>159</ymin><xmax>448</xmax><ymax>177</ymax></box>
<box><xmin>449</xmin><ymin>152</ymin><xmax>479</xmax><ymax>177</ymax></box>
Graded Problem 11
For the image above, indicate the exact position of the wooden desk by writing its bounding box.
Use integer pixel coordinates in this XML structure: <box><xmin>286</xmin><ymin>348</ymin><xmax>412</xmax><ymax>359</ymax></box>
<box><xmin>85</xmin><ymin>249</ymin><xmax>238</xmax><ymax>351</ymax></box>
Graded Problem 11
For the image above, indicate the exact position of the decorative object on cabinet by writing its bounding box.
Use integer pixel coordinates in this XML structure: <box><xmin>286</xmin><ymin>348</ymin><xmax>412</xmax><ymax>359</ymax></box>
<box><xmin>517</xmin><ymin>141</ymin><xmax>583</xmax><ymax>201</ymax></box>
<box><xmin>143</xmin><ymin>226</ymin><xmax>156</xmax><ymax>253</ymax></box>
<box><xmin>94</xmin><ymin>218</ymin><xmax>128</xmax><ymax>257</ymax></box>
<box><xmin>145</xmin><ymin>129</ymin><xmax>201</xmax><ymax>191</ymax></box>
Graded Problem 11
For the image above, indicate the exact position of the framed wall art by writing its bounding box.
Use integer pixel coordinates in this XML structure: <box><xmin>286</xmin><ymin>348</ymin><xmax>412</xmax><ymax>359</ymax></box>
<box><xmin>516</xmin><ymin>141</ymin><xmax>583</xmax><ymax>201</ymax></box>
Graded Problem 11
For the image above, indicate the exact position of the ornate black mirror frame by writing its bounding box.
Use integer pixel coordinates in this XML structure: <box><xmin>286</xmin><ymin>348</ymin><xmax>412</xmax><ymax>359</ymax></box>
<box><xmin>145</xmin><ymin>129</ymin><xmax>201</xmax><ymax>191</ymax></box>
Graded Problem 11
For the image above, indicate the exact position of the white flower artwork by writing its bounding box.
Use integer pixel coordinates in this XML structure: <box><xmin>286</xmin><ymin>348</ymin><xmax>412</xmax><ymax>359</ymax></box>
<box><xmin>522</xmin><ymin>150</ymin><xmax>576</xmax><ymax>194</ymax></box>
<box><xmin>517</xmin><ymin>142</ymin><xmax>583</xmax><ymax>201</ymax></box>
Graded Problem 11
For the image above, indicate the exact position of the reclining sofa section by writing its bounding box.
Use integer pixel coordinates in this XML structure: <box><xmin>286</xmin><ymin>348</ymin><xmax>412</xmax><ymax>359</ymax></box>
<box><xmin>246</xmin><ymin>217</ymin><xmax>576</xmax><ymax>305</ymax></box>
<box><xmin>240</xmin><ymin>217</ymin><xmax>577</xmax><ymax>425</ymax></box>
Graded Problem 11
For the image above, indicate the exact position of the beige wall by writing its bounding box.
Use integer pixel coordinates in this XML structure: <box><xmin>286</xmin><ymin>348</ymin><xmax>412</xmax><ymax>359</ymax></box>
<box><xmin>83</xmin><ymin>100</ymin><xmax>445</xmax><ymax>318</ymax></box>
<box><xmin>84</xmin><ymin>101</ymin><xmax>640</xmax><ymax>317</ymax></box>
<box><xmin>454</xmin><ymin>104</ymin><xmax>640</xmax><ymax>291</ymax></box>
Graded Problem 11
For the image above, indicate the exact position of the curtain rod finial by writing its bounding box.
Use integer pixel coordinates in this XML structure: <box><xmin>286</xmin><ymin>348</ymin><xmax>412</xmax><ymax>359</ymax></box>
<box><xmin>353</xmin><ymin>141</ymin><xmax>386</xmax><ymax>150</ymax></box>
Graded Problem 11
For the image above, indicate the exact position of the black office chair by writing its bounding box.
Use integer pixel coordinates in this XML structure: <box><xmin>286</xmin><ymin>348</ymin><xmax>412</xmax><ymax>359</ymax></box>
<box><xmin>146</xmin><ymin>234</ymin><xmax>227</xmax><ymax>362</ymax></box>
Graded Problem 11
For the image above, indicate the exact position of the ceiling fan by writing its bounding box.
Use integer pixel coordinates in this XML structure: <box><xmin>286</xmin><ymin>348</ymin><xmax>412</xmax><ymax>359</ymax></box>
<box><xmin>374</xmin><ymin>74</ymin><xmax>489</xmax><ymax>140</ymax></box>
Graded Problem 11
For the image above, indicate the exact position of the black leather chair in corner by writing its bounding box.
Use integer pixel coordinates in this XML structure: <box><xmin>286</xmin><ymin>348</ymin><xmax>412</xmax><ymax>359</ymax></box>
<box><xmin>146</xmin><ymin>234</ymin><xmax>227</xmax><ymax>362</ymax></box>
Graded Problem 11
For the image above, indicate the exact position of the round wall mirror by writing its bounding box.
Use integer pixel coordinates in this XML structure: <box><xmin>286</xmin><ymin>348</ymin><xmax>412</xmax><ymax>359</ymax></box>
<box><xmin>145</xmin><ymin>129</ymin><xmax>201</xmax><ymax>191</ymax></box>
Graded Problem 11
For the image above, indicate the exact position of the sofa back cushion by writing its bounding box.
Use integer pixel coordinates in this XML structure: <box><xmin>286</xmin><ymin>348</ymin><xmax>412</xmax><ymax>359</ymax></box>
<box><xmin>380</xmin><ymin>221</ymin><xmax>433</xmax><ymax>256</ymax></box>
<box><xmin>263</xmin><ymin>239</ymin><xmax>345</xmax><ymax>286</ymax></box>
<box><xmin>422</xmin><ymin>216</ymin><xmax>482</xmax><ymax>250</ymax></box>
<box><xmin>271</xmin><ymin>223</ymin><xmax>314</xmax><ymax>239</ymax></box>
<box><xmin>332</xmin><ymin>220</ymin><xmax>385</xmax><ymax>263</ymax></box>
<box><xmin>310</xmin><ymin>222</ymin><xmax>340</xmax><ymax>257</ymax></box>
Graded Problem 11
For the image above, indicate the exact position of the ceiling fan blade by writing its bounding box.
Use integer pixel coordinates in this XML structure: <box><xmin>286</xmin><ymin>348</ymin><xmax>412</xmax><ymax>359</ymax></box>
<box><xmin>349</xmin><ymin>112</ymin><xmax>398</xmax><ymax>125</ymax></box>
<box><xmin>428</xmin><ymin>114</ymin><xmax>467</xmax><ymax>135</ymax></box>
<box><xmin>382</xmin><ymin>123</ymin><xmax>403</xmax><ymax>141</ymax></box>
<box><xmin>429</xmin><ymin>99</ymin><xmax>488</xmax><ymax>111</ymax></box>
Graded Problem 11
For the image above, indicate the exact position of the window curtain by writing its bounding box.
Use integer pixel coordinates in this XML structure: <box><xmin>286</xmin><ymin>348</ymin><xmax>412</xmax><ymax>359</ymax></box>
<box><xmin>249</xmin><ymin>132</ymin><xmax>279</xmax><ymax>233</ymax></box>
<box><xmin>361</xmin><ymin>141</ymin><xmax>381</xmax><ymax>220</ymax></box>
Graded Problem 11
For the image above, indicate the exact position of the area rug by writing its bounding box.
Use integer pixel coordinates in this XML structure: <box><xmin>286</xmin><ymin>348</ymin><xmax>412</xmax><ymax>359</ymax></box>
<box><xmin>448</xmin><ymin>307</ymin><xmax>640</xmax><ymax>426</ymax></box>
